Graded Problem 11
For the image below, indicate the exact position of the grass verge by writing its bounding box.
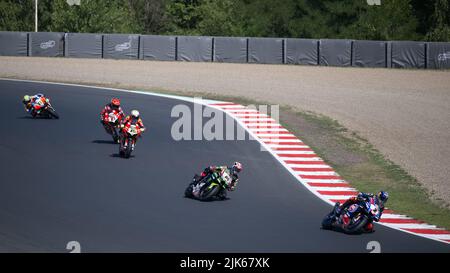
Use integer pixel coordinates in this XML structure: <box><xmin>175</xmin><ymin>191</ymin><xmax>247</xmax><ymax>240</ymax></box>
<box><xmin>4</xmin><ymin>76</ymin><xmax>450</xmax><ymax>230</ymax></box>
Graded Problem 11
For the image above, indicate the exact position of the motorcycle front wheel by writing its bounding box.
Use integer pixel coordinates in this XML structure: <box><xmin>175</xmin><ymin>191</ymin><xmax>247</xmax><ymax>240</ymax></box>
<box><xmin>185</xmin><ymin>183</ymin><xmax>194</xmax><ymax>198</ymax></box>
<box><xmin>123</xmin><ymin>138</ymin><xmax>133</xmax><ymax>158</ymax></box>
<box><xmin>47</xmin><ymin>107</ymin><xmax>59</xmax><ymax>119</ymax></box>
<box><xmin>321</xmin><ymin>213</ymin><xmax>335</xmax><ymax>230</ymax></box>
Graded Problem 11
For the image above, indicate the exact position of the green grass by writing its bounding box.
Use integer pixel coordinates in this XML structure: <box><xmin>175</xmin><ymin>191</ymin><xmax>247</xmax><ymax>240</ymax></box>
<box><xmin>280</xmin><ymin>108</ymin><xmax>450</xmax><ymax>230</ymax></box>
<box><xmin>5</xmin><ymin>76</ymin><xmax>450</xmax><ymax>230</ymax></box>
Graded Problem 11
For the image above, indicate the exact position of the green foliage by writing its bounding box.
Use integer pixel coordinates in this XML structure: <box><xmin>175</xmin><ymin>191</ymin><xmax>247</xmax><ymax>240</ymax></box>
<box><xmin>0</xmin><ymin>0</ymin><xmax>448</xmax><ymax>41</ymax></box>
<box><xmin>127</xmin><ymin>0</ymin><xmax>169</xmax><ymax>34</ymax></box>
<box><xmin>426</xmin><ymin>0</ymin><xmax>450</xmax><ymax>41</ymax></box>
<box><xmin>50</xmin><ymin>0</ymin><xmax>139</xmax><ymax>33</ymax></box>
<box><xmin>196</xmin><ymin>0</ymin><xmax>243</xmax><ymax>36</ymax></box>
<box><xmin>165</xmin><ymin>0</ymin><xmax>203</xmax><ymax>35</ymax></box>
<box><xmin>346</xmin><ymin>0</ymin><xmax>420</xmax><ymax>40</ymax></box>
<box><xmin>0</xmin><ymin>0</ymin><xmax>33</xmax><ymax>31</ymax></box>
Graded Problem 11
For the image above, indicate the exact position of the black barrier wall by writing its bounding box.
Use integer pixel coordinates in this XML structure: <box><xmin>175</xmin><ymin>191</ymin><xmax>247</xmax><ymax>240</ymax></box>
<box><xmin>352</xmin><ymin>40</ymin><xmax>387</xmax><ymax>68</ymax></box>
<box><xmin>391</xmin><ymin>41</ymin><xmax>426</xmax><ymax>69</ymax></box>
<box><xmin>0</xmin><ymin>31</ymin><xmax>449</xmax><ymax>69</ymax></box>
<box><xmin>140</xmin><ymin>35</ymin><xmax>176</xmax><ymax>61</ymax></box>
<box><xmin>214</xmin><ymin>37</ymin><xmax>248</xmax><ymax>63</ymax></box>
<box><xmin>320</xmin><ymin>39</ymin><xmax>352</xmax><ymax>67</ymax></box>
<box><xmin>29</xmin><ymin>32</ymin><xmax>64</xmax><ymax>57</ymax></box>
<box><xmin>427</xmin><ymin>42</ymin><xmax>450</xmax><ymax>69</ymax></box>
<box><xmin>248</xmin><ymin>38</ymin><xmax>284</xmax><ymax>64</ymax></box>
<box><xmin>177</xmin><ymin>36</ymin><xmax>212</xmax><ymax>62</ymax></box>
<box><xmin>0</xmin><ymin>31</ymin><xmax>28</xmax><ymax>56</ymax></box>
<box><xmin>285</xmin><ymin>38</ymin><xmax>319</xmax><ymax>65</ymax></box>
<box><xmin>65</xmin><ymin>33</ymin><xmax>103</xmax><ymax>58</ymax></box>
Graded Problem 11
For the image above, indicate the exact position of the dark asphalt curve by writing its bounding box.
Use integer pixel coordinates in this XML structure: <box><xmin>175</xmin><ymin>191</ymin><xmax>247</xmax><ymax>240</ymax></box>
<box><xmin>0</xmin><ymin>79</ymin><xmax>448</xmax><ymax>253</ymax></box>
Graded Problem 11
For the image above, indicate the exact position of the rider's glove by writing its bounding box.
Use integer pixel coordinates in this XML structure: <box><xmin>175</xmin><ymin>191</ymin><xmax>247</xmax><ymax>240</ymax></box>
<box><xmin>203</xmin><ymin>167</ymin><xmax>212</xmax><ymax>175</ymax></box>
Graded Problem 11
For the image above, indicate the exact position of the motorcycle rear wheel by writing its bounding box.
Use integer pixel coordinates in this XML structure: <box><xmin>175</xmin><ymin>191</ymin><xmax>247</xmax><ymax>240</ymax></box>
<box><xmin>342</xmin><ymin>215</ymin><xmax>369</xmax><ymax>234</ymax></box>
<box><xmin>199</xmin><ymin>185</ymin><xmax>220</xmax><ymax>201</ymax></box>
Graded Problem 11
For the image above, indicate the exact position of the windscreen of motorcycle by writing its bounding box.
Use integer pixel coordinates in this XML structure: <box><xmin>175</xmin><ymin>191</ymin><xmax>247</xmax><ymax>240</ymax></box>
<box><xmin>108</xmin><ymin>112</ymin><xmax>118</xmax><ymax>123</ymax></box>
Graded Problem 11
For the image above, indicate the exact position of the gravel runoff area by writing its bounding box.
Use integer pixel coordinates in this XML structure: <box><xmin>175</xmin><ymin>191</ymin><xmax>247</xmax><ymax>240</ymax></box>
<box><xmin>1</xmin><ymin>56</ymin><xmax>449</xmax><ymax>206</ymax></box>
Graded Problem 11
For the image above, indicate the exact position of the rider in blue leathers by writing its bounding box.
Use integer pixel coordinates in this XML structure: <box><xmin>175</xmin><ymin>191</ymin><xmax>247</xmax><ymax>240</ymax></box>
<box><xmin>331</xmin><ymin>191</ymin><xmax>389</xmax><ymax>232</ymax></box>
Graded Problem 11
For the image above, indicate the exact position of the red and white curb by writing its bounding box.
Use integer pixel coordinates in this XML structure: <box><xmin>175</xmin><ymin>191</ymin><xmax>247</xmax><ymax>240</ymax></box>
<box><xmin>208</xmin><ymin>102</ymin><xmax>450</xmax><ymax>245</ymax></box>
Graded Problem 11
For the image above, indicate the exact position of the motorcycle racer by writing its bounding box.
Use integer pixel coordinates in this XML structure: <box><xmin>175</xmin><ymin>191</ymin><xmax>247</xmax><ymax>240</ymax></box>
<box><xmin>120</xmin><ymin>109</ymin><xmax>146</xmax><ymax>144</ymax></box>
<box><xmin>191</xmin><ymin>162</ymin><xmax>243</xmax><ymax>199</ymax></box>
<box><xmin>100</xmin><ymin>98</ymin><xmax>125</xmax><ymax>124</ymax></box>
<box><xmin>100</xmin><ymin>98</ymin><xmax>125</xmax><ymax>142</ymax></box>
<box><xmin>331</xmin><ymin>191</ymin><xmax>388</xmax><ymax>233</ymax></box>
<box><xmin>22</xmin><ymin>93</ymin><xmax>47</xmax><ymax>117</ymax></box>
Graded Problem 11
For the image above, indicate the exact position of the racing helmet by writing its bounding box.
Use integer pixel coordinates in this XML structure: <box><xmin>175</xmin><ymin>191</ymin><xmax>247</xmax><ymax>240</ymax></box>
<box><xmin>231</xmin><ymin>162</ymin><xmax>242</xmax><ymax>175</ymax></box>
<box><xmin>131</xmin><ymin>110</ymin><xmax>140</xmax><ymax>119</ymax></box>
<box><xmin>377</xmin><ymin>191</ymin><xmax>389</xmax><ymax>203</ymax></box>
<box><xmin>36</xmin><ymin>93</ymin><xmax>44</xmax><ymax>98</ymax></box>
<box><xmin>111</xmin><ymin>98</ymin><xmax>121</xmax><ymax>108</ymax></box>
<box><xmin>23</xmin><ymin>95</ymin><xmax>31</xmax><ymax>103</ymax></box>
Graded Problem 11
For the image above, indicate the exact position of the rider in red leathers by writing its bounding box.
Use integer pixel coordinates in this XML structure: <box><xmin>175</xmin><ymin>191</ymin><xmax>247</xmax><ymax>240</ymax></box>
<box><xmin>120</xmin><ymin>109</ymin><xmax>146</xmax><ymax>148</ymax></box>
<box><xmin>100</xmin><ymin>98</ymin><xmax>125</xmax><ymax>124</ymax></box>
<box><xmin>100</xmin><ymin>98</ymin><xmax>125</xmax><ymax>143</ymax></box>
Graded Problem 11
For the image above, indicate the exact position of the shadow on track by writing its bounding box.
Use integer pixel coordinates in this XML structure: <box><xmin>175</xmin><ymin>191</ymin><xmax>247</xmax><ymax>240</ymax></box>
<box><xmin>110</xmin><ymin>153</ymin><xmax>135</xmax><ymax>159</ymax></box>
<box><xmin>92</xmin><ymin>140</ymin><xmax>116</xmax><ymax>144</ymax></box>
<box><xmin>17</xmin><ymin>116</ymin><xmax>55</xmax><ymax>120</ymax></box>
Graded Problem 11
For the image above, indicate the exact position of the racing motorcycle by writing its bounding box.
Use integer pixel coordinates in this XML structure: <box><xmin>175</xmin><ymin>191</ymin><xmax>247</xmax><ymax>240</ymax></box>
<box><xmin>102</xmin><ymin>110</ymin><xmax>121</xmax><ymax>143</ymax></box>
<box><xmin>321</xmin><ymin>196</ymin><xmax>382</xmax><ymax>234</ymax></box>
<box><xmin>185</xmin><ymin>171</ymin><xmax>230</xmax><ymax>201</ymax></box>
<box><xmin>26</xmin><ymin>97</ymin><xmax>59</xmax><ymax>119</ymax></box>
<box><xmin>119</xmin><ymin>124</ymin><xmax>141</xmax><ymax>158</ymax></box>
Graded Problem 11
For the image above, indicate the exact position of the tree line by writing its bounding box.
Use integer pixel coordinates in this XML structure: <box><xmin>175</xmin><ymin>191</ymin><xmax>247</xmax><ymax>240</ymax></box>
<box><xmin>0</xmin><ymin>0</ymin><xmax>449</xmax><ymax>41</ymax></box>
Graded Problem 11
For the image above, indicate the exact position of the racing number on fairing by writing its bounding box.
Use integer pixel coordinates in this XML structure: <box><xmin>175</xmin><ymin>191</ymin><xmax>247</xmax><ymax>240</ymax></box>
<box><xmin>109</xmin><ymin>112</ymin><xmax>118</xmax><ymax>122</ymax></box>
<box><xmin>366</xmin><ymin>241</ymin><xmax>381</xmax><ymax>253</ymax></box>
<box><xmin>221</xmin><ymin>172</ymin><xmax>232</xmax><ymax>185</ymax></box>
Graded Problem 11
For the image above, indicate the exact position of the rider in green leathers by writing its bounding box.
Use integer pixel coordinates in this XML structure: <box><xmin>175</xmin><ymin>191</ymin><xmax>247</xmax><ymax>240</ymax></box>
<box><xmin>191</xmin><ymin>162</ymin><xmax>243</xmax><ymax>199</ymax></box>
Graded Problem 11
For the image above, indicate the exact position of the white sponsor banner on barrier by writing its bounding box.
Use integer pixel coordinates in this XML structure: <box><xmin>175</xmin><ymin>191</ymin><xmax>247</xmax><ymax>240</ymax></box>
<box><xmin>40</xmin><ymin>40</ymin><xmax>56</xmax><ymax>49</ymax></box>
<box><xmin>115</xmin><ymin>39</ymin><xmax>132</xmax><ymax>52</ymax></box>
<box><xmin>438</xmin><ymin>52</ymin><xmax>450</xmax><ymax>61</ymax></box>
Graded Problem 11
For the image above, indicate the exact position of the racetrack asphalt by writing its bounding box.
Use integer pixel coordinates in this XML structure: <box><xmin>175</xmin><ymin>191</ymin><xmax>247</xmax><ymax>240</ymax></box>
<box><xmin>0</xmin><ymin>79</ymin><xmax>448</xmax><ymax>252</ymax></box>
